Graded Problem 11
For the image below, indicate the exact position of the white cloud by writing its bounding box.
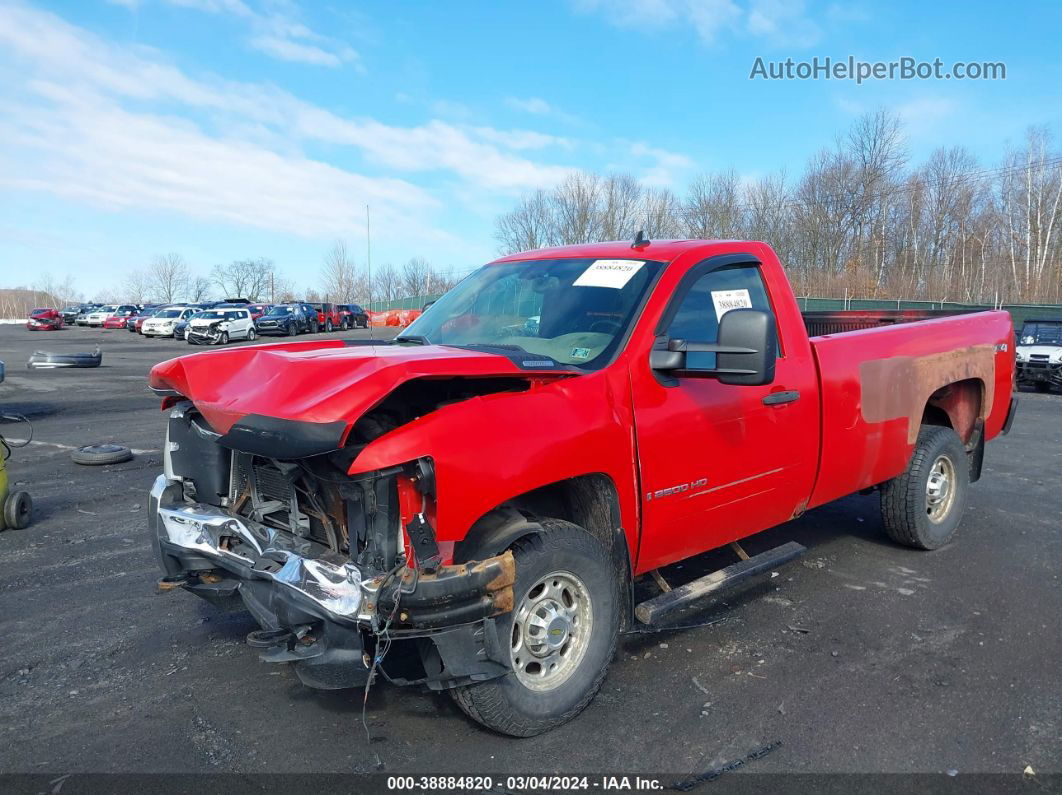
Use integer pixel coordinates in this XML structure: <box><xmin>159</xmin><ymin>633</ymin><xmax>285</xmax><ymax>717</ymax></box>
<box><xmin>506</xmin><ymin>96</ymin><xmax>553</xmax><ymax>115</ymax></box>
<box><xmin>158</xmin><ymin>0</ymin><xmax>359</xmax><ymax>68</ymax></box>
<box><xmin>505</xmin><ymin>96</ymin><xmax>582</xmax><ymax>126</ymax></box>
<box><xmin>0</xmin><ymin>1</ymin><xmax>585</xmax><ymax>250</ymax></box>
<box><xmin>573</xmin><ymin>0</ymin><xmax>823</xmax><ymax>47</ymax></box>
<box><xmin>629</xmin><ymin>142</ymin><xmax>695</xmax><ymax>186</ymax></box>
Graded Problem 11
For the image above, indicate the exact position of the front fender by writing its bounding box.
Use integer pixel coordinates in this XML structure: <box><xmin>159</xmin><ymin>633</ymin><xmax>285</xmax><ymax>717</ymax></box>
<box><xmin>347</xmin><ymin>368</ymin><xmax>641</xmax><ymax>557</ymax></box>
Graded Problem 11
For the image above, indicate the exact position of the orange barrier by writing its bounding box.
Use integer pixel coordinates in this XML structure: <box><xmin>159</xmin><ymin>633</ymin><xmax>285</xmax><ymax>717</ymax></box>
<box><xmin>367</xmin><ymin>309</ymin><xmax>422</xmax><ymax>328</ymax></box>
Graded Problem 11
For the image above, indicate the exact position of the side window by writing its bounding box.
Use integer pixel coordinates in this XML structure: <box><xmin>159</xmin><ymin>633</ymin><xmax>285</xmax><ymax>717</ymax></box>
<box><xmin>665</xmin><ymin>264</ymin><xmax>777</xmax><ymax>370</ymax></box>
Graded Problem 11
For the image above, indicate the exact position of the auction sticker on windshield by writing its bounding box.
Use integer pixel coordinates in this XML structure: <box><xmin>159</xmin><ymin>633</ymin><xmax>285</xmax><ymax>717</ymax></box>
<box><xmin>711</xmin><ymin>288</ymin><xmax>752</xmax><ymax>320</ymax></box>
<box><xmin>573</xmin><ymin>259</ymin><xmax>645</xmax><ymax>289</ymax></box>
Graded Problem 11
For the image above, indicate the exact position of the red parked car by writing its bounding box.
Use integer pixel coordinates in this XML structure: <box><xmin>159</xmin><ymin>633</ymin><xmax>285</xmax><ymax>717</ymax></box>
<box><xmin>26</xmin><ymin>308</ymin><xmax>63</xmax><ymax>330</ymax></box>
<box><xmin>247</xmin><ymin>303</ymin><xmax>271</xmax><ymax>322</ymax></box>
<box><xmin>309</xmin><ymin>302</ymin><xmax>343</xmax><ymax>332</ymax></box>
<box><xmin>147</xmin><ymin>239</ymin><xmax>1017</xmax><ymax>736</ymax></box>
<box><xmin>102</xmin><ymin>309</ymin><xmax>136</xmax><ymax>329</ymax></box>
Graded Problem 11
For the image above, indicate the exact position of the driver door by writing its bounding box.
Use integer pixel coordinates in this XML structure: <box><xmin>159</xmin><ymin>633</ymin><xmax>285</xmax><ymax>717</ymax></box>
<box><xmin>631</xmin><ymin>261</ymin><xmax>819</xmax><ymax>571</ymax></box>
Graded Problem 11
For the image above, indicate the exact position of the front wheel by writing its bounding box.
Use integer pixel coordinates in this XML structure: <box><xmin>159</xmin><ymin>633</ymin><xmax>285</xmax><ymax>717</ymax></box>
<box><xmin>880</xmin><ymin>425</ymin><xmax>969</xmax><ymax>550</ymax></box>
<box><xmin>325</xmin><ymin>319</ymin><xmax>333</xmax><ymax>332</ymax></box>
<box><xmin>287</xmin><ymin>323</ymin><xmax>296</xmax><ymax>336</ymax></box>
<box><xmin>450</xmin><ymin>519</ymin><xmax>618</xmax><ymax>736</ymax></box>
<box><xmin>217</xmin><ymin>331</ymin><xmax>229</xmax><ymax>345</ymax></box>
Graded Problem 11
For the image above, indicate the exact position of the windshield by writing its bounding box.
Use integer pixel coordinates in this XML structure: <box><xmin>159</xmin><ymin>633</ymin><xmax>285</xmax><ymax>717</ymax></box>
<box><xmin>157</xmin><ymin>309</ymin><xmax>181</xmax><ymax>319</ymax></box>
<box><xmin>198</xmin><ymin>310</ymin><xmax>227</xmax><ymax>320</ymax></box>
<box><xmin>401</xmin><ymin>257</ymin><xmax>664</xmax><ymax>367</ymax></box>
<box><xmin>267</xmin><ymin>306</ymin><xmax>294</xmax><ymax>316</ymax></box>
<box><xmin>1020</xmin><ymin>322</ymin><xmax>1062</xmax><ymax>346</ymax></box>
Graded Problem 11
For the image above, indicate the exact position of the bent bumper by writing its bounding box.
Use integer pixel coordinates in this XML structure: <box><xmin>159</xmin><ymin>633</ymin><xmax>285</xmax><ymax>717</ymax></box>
<box><xmin>148</xmin><ymin>475</ymin><xmax>516</xmax><ymax>689</ymax></box>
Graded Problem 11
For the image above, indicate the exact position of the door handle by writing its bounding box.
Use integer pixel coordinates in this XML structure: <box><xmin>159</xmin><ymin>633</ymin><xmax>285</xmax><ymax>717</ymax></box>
<box><xmin>762</xmin><ymin>390</ymin><xmax>800</xmax><ymax>406</ymax></box>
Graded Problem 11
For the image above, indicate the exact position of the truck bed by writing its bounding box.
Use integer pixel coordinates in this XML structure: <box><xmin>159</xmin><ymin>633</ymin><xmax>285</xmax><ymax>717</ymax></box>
<box><xmin>802</xmin><ymin>309</ymin><xmax>981</xmax><ymax>337</ymax></box>
<box><xmin>803</xmin><ymin>309</ymin><xmax>1014</xmax><ymax>510</ymax></box>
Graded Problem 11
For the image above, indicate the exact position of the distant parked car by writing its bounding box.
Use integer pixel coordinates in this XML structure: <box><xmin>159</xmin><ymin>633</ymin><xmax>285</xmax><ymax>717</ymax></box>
<box><xmin>256</xmin><ymin>303</ymin><xmax>317</xmax><ymax>336</ymax></box>
<box><xmin>102</xmin><ymin>306</ymin><xmax>138</xmax><ymax>329</ymax></box>
<box><xmin>187</xmin><ymin>308</ymin><xmax>257</xmax><ymax>345</ymax></box>
<box><xmin>309</xmin><ymin>302</ymin><xmax>343</xmax><ymax>332</ymax></box>
<box><xmin>85</xmin><ymin>304</ymin><xmax>137</xmax><ymax>327</ymax></box>
<box><xmin>74</xmin><ymin>304</ymin><xmax>99</xmax><ymax>326</ymax></box>
<box><xmin>247</xmin><ymin>303</ymin><xmax>271</xmax><ymax>322</ymax></box>
<box><xmin>26</xmin><ymin>308</ymin><xmax>63</xmax><ymax>331</ymax></box>
<box><xmin>172</xmin><ymin>312</ymin><xmax>203</xmax><ymax>340</ymax></box>
<box><xmin>129</xmin><ymin>305</ymin><xmax>166</xmax><ymax>333</ymax></box>
<box><xmin>142</xmin><ymin>306</ymin><xmax>196</xmax><ymax>338</ymax></box>
<box><xmin>60</xmin><ymin>305</ymin><xmax>83</xmax><ymax>325</ymax></box>
<box><xmin>336</xmin><ymin>303</ymin><xmax>369</xmax><ymax>329</ymax></box>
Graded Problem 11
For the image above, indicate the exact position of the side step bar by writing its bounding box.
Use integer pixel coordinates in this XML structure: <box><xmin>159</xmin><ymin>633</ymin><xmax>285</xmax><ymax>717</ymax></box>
<box><xmin>635</xmin><ymin>541</ymin><xmax>806</xmax><ymax>625</ymax></box>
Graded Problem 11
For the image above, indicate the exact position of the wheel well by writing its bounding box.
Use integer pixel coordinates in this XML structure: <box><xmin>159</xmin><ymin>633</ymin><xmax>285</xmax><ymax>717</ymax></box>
<box><xmin>455</xmin><ymin>474</ymin><xmax>634</xmax><ymax>629</ymax></box>
<box><xmin>923</xmin><ymin>378</ymin><xmax>984</xmax><ymax>445</ymax></box>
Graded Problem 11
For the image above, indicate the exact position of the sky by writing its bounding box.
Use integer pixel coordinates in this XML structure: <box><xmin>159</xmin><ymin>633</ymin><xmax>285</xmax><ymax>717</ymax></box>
<box><xmin>1</xmin><ymin>0</ymin><xmax>1060</xmax><ymax>297</ymax></box>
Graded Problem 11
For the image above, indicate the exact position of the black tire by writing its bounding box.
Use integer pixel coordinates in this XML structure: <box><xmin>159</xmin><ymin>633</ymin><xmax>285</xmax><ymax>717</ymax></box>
<box><xmin>217</xmin><ymin>331</ymin><xmax>229</xmax><ymax>345</ymax></box>
<box><xmin>3</xmin><ymin>491</ymin><xmax>33</xmax><ymax>530</ymax></box>
<box><xmin>287</xmin><ymin>323</ymin><xmax>296</xmax><ymax>337</ymax></box>
<box><xmin>71</xmin><ymin>444</ymin><xmax>133</xmax><ymax>466</ymax></box>
<box><xmin>340</xmin><ymin>318</ymin><xmax>349</xmax><ymax>330</ymax></box>
<box><xmin>880</xmin><ymin>425</ymin><xmax>969</xmax><ymax>550</ymax></box>
<box><xmin>325</xmin><ymin>319</ymin><xmax>333</xmax><ymax>332</ymax></box>
<box><xmin>246</xmin><ymin>327</ymin><xmax>256</xmax><ymax>341</ymax></box>
<box><xmin>450</xmin><ymin>519</ymin><xmax>619</xmax><ymax>737</ymax></box>
<box><xmin>1034</xmin><ymin>382</ymin><xmax>1052</xmax><ymax>393</ymax></box>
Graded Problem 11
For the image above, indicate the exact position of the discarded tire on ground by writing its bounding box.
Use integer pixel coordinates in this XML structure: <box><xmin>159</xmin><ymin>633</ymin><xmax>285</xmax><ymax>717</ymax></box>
<box><xmin>71</xmin><ymin>444</ymin><xmax>133</xmax><ymax>466</ymax></box>
<box><xmin>27</xmin><ymin>347</ymin><xmax>102</xmax><ymax>369</ymax></box>
<box><xmin>2</xmin><ymin>490</ymin><xmax>33</xmax><ymax>530</ymax></box>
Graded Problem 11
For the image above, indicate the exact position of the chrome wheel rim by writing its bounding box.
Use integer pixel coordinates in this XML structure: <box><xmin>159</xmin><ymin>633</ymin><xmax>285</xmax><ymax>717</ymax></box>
<box><xmin>926</xmin><ymin>454</ymin><xmax>956</xmax><ymax>523</ymax></box>
<box><xmin>510</xmin><ymin>570</ymin><xmax>593</xmax><ymax>691</ymax></box>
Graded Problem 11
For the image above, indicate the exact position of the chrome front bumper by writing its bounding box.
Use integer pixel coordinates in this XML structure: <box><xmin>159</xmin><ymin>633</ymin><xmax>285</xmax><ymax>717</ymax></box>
<box><xmin>149</xmin><ymin>474</ymin><xmax>375</xmax><ymax>624</ymax></box>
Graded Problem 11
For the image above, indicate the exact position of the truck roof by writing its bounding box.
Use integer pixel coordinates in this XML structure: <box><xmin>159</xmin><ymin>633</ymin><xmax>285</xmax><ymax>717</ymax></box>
<box><xmin>492</xmin><ymin>239</ymin><xmax>745</xmax><ymax>263</ymax></box>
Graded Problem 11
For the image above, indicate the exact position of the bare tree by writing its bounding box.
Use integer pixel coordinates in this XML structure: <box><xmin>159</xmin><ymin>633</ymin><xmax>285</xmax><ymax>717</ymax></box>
<box><xmin>188</xmin><ymin>275</ymin><xmax>212</xmax><ymax>302</ymax></box>
<box><xmin>149</xmin><ymin>253</ymin><xmax>190</xmax><ymax>303</ymax></box>
<box><xmin>211</xmin><ymin>258</ymin><xmax>274</xmax><ymax>301</ymax></box>
<box><xmin>123</xmin><ymin>270</ymin><xmax>153</xmax><ymax>304</ymax></box>
<box><xmin>321</xmin><ymin>240</ymin><xmax>364</xmax><ymax>302</ymax></box>
<box><xmin>371</xmin><ymin>263</ymin><xmax>401</xmax><ymax>305</ymax></box>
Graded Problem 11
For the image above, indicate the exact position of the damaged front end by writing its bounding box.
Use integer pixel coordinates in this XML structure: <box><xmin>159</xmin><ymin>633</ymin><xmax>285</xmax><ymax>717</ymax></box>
<box><xmin>187</xmin><ymin>321</ymin><xmax>224</xmax><ymax>346</ymax></box>
<box><xmin>149</xmin><ymin>400</ymin><xmax>516</xmax><ymax>690</ymax></box>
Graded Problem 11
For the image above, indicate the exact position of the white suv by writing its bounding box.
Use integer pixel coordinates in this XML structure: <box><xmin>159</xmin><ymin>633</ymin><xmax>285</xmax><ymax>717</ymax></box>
<box><xmin>187</xmin><ymin>308</ymin><xmax>255</xmax><ymax>345</ymax></box>
<box><xmin>142</xmin><ymin>306</ymin><xmax>196</xmax><ymax>337</ymax></box>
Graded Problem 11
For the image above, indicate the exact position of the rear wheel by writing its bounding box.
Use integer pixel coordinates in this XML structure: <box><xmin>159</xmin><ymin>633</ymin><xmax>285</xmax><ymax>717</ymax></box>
<box><xmin>246</xmin><ymin>327</ymin><xmax>256</xmax><ymax>341</ymax></box>
<box><xmin>325</xmin><ymin>319</ymin><xmax>333</xmax><ymax>332</ymax></box>
<box><xmin>450</xmin><ymin>519</ymin><xmax>618</xmax><ymax>737</ymax></box>
<box><xmin>880</xmin><ymin>425</ymin><xmax>969</xmax><ymax>550</ymax></box>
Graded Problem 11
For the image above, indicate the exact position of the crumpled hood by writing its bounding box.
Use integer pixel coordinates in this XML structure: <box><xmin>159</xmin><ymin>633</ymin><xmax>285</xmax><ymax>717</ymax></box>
<box><xmin>149</xmin><ymin>340</ymin><xmax>572</xmax><ymax>448</ymax></box>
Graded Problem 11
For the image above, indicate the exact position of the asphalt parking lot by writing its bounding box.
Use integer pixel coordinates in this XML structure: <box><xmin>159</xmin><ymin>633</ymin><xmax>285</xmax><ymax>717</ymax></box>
<box><xmin>0</xmin><ymin>324</ymin><xmax>1059</xmax><ymax>778</ymax></box>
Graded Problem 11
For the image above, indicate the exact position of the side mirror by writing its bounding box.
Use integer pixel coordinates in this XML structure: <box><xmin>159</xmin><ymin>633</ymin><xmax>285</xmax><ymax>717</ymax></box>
<box><xmin>650</xmin><ymin>309</ymin><xmax>776</xmax><ymax>386</ymax></box>
<box><xmin>716</xmin><ymin>309</ymin><xmax>776</xmax><ymax>385</ymax></box>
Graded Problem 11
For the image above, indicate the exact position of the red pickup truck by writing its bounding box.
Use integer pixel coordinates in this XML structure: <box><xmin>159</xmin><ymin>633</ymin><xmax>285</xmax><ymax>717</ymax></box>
<box><xmin>147</xmin><ymin>239</ymin><xmax>1017</xmax><ymax>737</ymax></box>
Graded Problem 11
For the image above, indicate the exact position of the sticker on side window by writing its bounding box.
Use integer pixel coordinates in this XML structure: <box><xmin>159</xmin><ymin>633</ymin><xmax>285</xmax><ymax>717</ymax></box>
<box><xmin>711</xmin><ymin>289</ymin><xmax>752</xmax><ymax>321</ymax></box>
<box><xmin>573</xmin><ymin>260</ymin><xmax>645</xmax><ymax>289</ymax></box>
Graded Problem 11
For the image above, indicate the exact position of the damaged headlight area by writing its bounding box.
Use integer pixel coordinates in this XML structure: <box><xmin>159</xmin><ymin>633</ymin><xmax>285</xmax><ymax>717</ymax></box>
<box><xmin>150</xmin><ymin>401</ymin><xmax>516</xmax><ymax>690</ymax></box>
<box><xmin>187</xmin><ymin>321</ymin><xmax>225</xmax><ymax>345</ymax></box>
